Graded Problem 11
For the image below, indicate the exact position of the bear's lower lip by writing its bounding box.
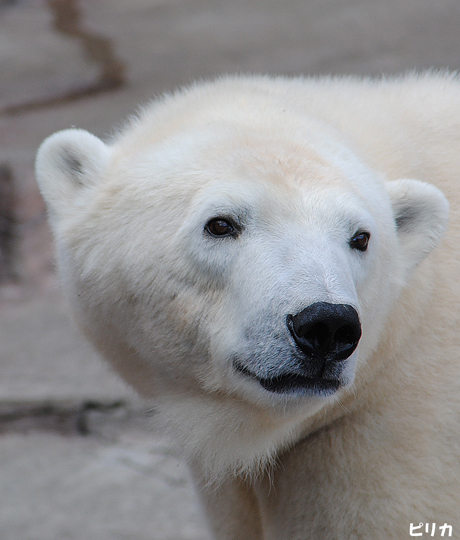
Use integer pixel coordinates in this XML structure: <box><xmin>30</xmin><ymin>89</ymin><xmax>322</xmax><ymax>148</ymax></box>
<box><xmin>259</xmin><ymin>374</ymin><xmax>340</xmax><ymax>395</ymax></box>
<box><xmin>234</xmin><ymin>363</ymin><xmax>341</xmax><ymax>396</ymax></box>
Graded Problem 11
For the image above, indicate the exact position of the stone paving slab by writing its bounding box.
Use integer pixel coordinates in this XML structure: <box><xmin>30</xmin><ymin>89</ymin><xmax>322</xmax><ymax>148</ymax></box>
<box><xmin>0</xmin><ymin>430</ymin><xmax>210</xmax><ymax>540</ymax></box>
<box><xmin>0</xmin><ymin>289</ymin><xmax>133</xmax><ymax>403</ymax></box>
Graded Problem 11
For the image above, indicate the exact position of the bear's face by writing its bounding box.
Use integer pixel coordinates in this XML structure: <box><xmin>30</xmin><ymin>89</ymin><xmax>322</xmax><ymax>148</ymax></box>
<box><xmin>36</xmin><ymin>97</ymin><xmax>448</xmax><ymax>475</ymax></box>
<box><xmin>165</xmin><ymin>135</ymin><xmax>383</xmax><ymax>409</ymax></box>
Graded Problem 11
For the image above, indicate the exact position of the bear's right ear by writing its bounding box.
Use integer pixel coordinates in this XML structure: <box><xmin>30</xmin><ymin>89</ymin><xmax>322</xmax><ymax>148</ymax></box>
<box><xmin>385</xmin><ymin>178</ymin><xmax>449</xmax><ymax>278</ymax></box>
<box><xmin>35</xmin><ymin>128</ymin><xmax>111</xmax><ymax>223</ymax></box>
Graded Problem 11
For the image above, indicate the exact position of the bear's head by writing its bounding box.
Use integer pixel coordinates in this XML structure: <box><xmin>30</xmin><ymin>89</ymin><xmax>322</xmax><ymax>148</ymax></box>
<box><xmin>35</xmin><ymin>82</ymin><xmax>448</xmax><ymax>478</ymax></box>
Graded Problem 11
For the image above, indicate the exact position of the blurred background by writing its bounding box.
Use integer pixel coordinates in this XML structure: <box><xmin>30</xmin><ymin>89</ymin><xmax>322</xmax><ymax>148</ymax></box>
<box><xmin>1</xmin><ymin>0</ymin><xmax>459</xmax><ymax>538</ymax></box>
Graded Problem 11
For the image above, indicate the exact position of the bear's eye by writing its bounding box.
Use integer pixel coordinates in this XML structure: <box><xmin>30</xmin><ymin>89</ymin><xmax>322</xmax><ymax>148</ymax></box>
<box><xmin>350</xmin><ymin>231</ymin><xmax>370</xmax><ymax>252</ymax></box>
<box><xmin>205</xmin><ymin>218</ymin><xmax>237</xmax><ymax>238</ymax></box>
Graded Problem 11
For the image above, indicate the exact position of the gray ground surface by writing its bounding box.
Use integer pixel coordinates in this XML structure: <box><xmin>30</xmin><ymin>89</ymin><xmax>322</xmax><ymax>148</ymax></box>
<box><xmin>1</xmin><ymin>0</ymin><xmax>460</xmax><ymax>538</ymax></box>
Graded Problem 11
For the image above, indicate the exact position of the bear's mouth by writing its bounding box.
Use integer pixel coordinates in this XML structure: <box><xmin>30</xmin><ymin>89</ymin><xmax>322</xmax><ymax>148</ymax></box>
<box><xmin>234</xmin><ymin>363</ymin><xmax>341</xmax><ymax>396</ymax></box>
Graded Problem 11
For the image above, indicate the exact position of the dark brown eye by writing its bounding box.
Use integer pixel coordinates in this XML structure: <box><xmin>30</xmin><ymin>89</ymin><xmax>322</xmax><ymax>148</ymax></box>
<box><xmin>350</xmin><ymin>231</ymin><xmax>370</xmax><ymax>252</ymax></box>
<box><xmin>205</xmin><ymin>218</ymin><xmax>236</xmax><ymax>237</ymax></box>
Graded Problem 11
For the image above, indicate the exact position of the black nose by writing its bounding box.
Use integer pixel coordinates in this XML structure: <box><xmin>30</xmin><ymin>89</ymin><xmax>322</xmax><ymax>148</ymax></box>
<box><xmin>287</xmin><ymin>302</ymin><xmax>361</xmax><ymax>363</ymax></box>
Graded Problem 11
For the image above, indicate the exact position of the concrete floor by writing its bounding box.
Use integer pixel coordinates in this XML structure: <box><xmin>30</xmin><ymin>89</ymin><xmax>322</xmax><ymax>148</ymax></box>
<box><xmin>1</xmin><ymin>0</ymin><xmax>460</xmax><ymax>538</ymax></box>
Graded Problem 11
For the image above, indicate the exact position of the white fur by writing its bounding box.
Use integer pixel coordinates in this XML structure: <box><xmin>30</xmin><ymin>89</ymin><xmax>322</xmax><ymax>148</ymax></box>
<box><xmin>36</xmin><ymin>73</ymin><xmax>459</xmax><ymax>539</ymax></box>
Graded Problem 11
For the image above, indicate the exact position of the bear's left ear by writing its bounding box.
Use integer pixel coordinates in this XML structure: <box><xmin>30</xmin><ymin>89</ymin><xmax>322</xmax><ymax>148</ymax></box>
<box><xmin>35</xmin><ymin>128</ymin><xmax>112</xmax><ymax>225</ymax></box>
<box><xmin>385</xmin><ymin>179</ymin><xmax>449</xmax><ymax>275</ymax></box>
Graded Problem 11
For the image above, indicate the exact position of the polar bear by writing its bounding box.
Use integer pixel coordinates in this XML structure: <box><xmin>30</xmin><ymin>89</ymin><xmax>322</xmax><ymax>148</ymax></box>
<box><xmin>36</xmin><ymin>73</ymin><xmax>460</xmax><ymax>539</ymax></box>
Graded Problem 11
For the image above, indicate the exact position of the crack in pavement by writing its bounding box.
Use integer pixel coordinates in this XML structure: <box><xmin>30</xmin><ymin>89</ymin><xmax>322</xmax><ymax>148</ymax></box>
<box><xmin>0</xmin><ymin>400</ymin><xmax>133</xmax><ymax>437</ymax></box>
<box><xmin>0</xmin><ymin>0</ymin><xmax>127</xmax><ymax>116</ymax></box>
<box><xmin>0</xmin><ymin>164</ymin><xmax>16</xmax><ymax>283</ymax></box>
